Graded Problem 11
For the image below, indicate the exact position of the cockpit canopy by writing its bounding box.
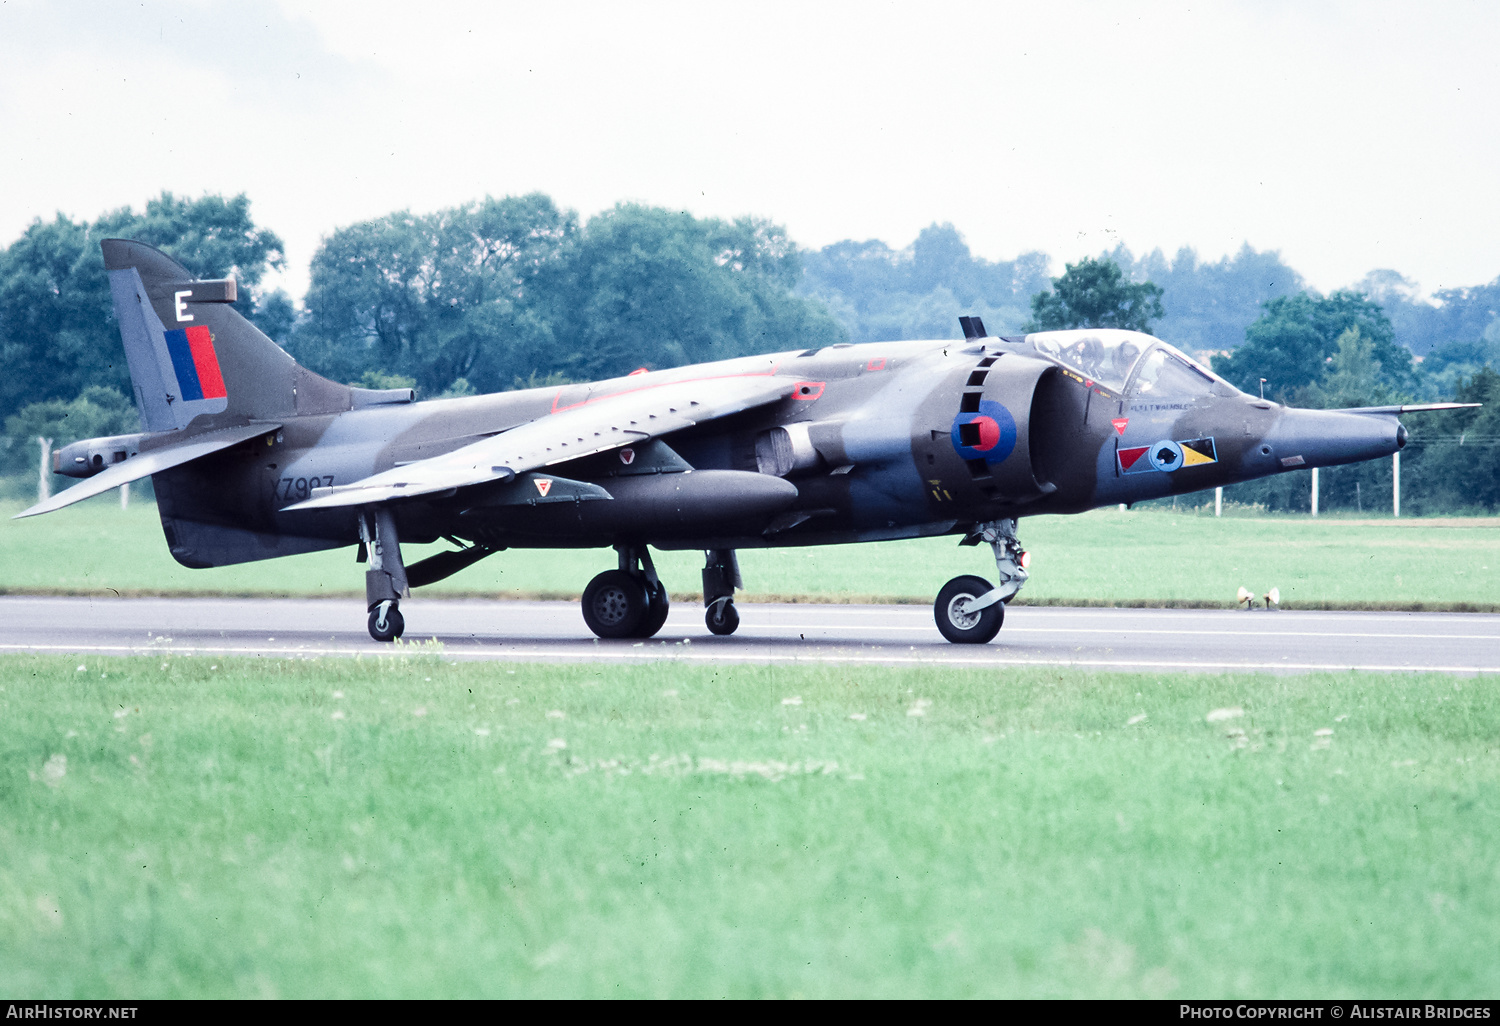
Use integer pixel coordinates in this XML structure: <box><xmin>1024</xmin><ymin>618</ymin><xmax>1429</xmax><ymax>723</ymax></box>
<box><xmin>1023</xmin><ymin>329</ymin><xmax>1237</xmax><ymax>398</ymax></box>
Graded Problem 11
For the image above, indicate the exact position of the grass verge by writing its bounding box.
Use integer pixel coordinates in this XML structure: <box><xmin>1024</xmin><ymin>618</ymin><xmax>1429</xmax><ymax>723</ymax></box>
<box><xmin>3</xmin><ymin>653</ymin><xmax>1497</xmax><ymax>997</ymax></box>
<box><xmin>4</xmin><ymin>498</ymin><xmax>1500</xmax><ymax>610</ymax></box>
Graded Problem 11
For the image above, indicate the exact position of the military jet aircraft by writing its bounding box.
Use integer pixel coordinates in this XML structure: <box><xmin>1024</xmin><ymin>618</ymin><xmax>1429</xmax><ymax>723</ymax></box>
<box><xmin>18</xmin><ymin>239</ymin><xmax>1476</xmax><ymax>643</ymax></box>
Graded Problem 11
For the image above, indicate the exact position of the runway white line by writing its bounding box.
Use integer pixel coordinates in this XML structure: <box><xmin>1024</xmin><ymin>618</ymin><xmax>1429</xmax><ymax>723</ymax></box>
<box><xmin>736</xmin><ymin>623</ymin><xmax>1500</xmax><ymax>641</ymax></box>
<box><xmin>5</xmin><ymin>642</ymin><xmax>1496</xmax><ymax>675</ymax></box>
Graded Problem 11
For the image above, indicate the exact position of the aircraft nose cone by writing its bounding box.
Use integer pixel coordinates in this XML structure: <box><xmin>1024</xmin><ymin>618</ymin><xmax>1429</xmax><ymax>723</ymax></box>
<box><xmin>1266</xmin><ymin>408</ymin><xmax>1404</xmax><ymax>469</ymax></box>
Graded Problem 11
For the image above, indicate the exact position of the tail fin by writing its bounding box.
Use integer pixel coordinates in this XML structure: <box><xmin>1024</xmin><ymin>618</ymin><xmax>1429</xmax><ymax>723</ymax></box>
<box><xmin>103</xmin><ymin>239</ymin><xmax>358</xmax><ymax>430</ymax></box>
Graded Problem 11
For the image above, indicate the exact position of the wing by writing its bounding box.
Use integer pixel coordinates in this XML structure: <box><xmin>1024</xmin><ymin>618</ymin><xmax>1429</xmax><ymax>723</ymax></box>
<box><xmin>14</xmin><ymin>422</ymin><xmax>281</xmax><ymax>519</ymax></box>
<box><xmin>1332</xmin><ymin>402</ymin><xmax>1481</xmax><ymax>415</ymax></box>
<box><xmin>282</xmin><ymin>374</ymin><xmax>799</xmax><ymax>512</ymax></box>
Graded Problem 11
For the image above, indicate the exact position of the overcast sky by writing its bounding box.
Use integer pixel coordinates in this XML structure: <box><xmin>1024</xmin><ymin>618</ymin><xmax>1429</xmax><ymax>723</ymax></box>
<box><xmin>2</xmin><ymin>0</ymin><xmax>1497</xmax><ymax>301</ymax></box>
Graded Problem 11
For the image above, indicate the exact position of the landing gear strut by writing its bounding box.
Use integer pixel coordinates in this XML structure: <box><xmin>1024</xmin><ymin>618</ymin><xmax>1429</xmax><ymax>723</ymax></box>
<box><xmin>581</xmin><ymin>543</ymin><xmax>670</xmax><ymax>639</ymax></box>
<box><xmin>935</xmin><ymin>518</ymin><xmax>1028</xmax><ymax>644</ymax></box>
<box><xmin>702</xmin><ymin>548</ymin><xmax>741</xmax><ymax>636</ymax></box>
<box><xmin>361</xmin><ymin>507</ymin><xmax>408</xmax><ymax>642</ymax></box>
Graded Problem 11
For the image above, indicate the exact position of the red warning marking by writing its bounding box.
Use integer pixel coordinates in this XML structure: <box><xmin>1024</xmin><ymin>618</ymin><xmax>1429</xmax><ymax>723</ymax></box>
<box><xmin>1117</xmin><ymin>446</ymin><xmax>1148</xmax><ymax>471</ymax></box>
<box><xmin>619</xmin><ymin>448</ymin><xmax>635</xmax><ymax>465</ymax></box>
<box><xmin>628</xmin><ymin>367</ymin><xmax>649</xmax><ymax>376</ymax></box>
<box><xmin>535</xmin><ymin>478</ymin><xmax>553</xmax><ymax>497</ymax></box>
<box><xmin>866</xmin><ymin>357</ymin><xmax>886</xmax><ymax>371</ymax></box>
<box><xmin>1112</xmin><ymin>418</ymin><xmax>1129</xmax><ymax>435</ymax></box>
<box><xmin>793</xmin><ymin>381</ymin><xmax>825</xmax><ymax>400</ymax></box>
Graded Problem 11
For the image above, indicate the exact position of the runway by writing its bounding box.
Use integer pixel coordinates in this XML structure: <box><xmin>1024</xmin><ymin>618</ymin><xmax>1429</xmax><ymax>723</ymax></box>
<box><xmin>1</xmin><ymin>596</ymin><xmax>1497</xmax><ymax>674</ymax></box>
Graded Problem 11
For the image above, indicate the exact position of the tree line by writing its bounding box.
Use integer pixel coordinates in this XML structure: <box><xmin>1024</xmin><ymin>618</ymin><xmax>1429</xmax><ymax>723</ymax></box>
<box><xmin>2</xmin><ymin>191</ymin><xmax>1497</xmax><ymax>511</ymax></box>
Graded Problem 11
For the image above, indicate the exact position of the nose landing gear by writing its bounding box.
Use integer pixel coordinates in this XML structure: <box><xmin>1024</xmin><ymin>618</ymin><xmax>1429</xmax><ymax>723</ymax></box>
<box><xmin>936</xmin><ymin>518</ymin><xmax>1028</xmax><ymax>644</ymax></box>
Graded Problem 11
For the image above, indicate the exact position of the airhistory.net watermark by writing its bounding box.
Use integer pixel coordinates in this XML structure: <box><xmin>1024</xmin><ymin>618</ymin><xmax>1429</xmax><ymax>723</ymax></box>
<box><xmin>5</xmin><ymin>1007</ymin><xmax>138</xmax><ymax>1020</ymax></box>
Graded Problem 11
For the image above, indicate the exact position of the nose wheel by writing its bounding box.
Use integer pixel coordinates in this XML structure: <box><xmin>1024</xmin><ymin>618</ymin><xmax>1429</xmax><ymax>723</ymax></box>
<box><xmin>934</xmin><ymin>576</ymin><xmax>1002</xmax><ymax>643</ymax></box>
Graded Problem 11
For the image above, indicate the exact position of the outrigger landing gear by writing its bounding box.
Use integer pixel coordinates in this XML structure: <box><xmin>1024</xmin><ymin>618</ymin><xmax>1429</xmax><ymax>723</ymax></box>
<box><xmin>702</xmin><ymin>548</ymin><xmax>741</xmax><ymax>636</ymax></box>
<box><xmin>581</xmin><ymin>543</ymin><xmax>670</xmax><ymax>640</ymax></box>
<box><xmin>361</xmin><ymin>507</ymin><xmax>408</xmax><ymax>642</ymax></box>
<box><xmin>935</xmin><ymin>518</ymin><xmax>1029</xmax><ymax>644</ymax></box>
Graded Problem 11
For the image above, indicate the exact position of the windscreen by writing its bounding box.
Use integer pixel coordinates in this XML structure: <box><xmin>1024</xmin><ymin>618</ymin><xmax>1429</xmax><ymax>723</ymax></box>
<box><xmin>1129</xmin><ymin>343</ymin><xmax>1235</xmax><ymax>399</ymax></box>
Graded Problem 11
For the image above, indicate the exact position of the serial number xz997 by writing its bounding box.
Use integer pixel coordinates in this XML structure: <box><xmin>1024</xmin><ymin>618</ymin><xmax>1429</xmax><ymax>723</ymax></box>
<box><xmin>275</xmin><ymin>475</ymin><xmax>334</xmax><ymax>501</ymax></box>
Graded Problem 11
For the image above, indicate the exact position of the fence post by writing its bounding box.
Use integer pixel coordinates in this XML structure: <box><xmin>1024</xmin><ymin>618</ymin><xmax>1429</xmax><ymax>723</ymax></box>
<box><xmin>121</xmin><ymin>481</ymin><xmax>130</xmax><ymax>509</ymax></box>
<box><xmin>1215</xmin><ymin>486</ymin><xmax>1222</xmax><ymax>517</ymax></box>
<box><xmin>37</xmin><ymin>436</ymin><xmax>53</xmax><ymax>502</ymax></box>
<box><xmin>1311</xmin><ymin>467</ymin><xmax>1319</xmax><ymax>517</ymax></box>
<box><xmin>1392</xmin><ymin>451</ymin><xmax>1400</xmax><ymax>518</ymax></box>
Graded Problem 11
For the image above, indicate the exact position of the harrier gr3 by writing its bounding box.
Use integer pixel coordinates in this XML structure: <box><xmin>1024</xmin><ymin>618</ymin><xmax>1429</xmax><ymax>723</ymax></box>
<box><xmin>18</xmin><ymin>240</ymin><xmax>1474</xmax><ymax>643</ymax></box>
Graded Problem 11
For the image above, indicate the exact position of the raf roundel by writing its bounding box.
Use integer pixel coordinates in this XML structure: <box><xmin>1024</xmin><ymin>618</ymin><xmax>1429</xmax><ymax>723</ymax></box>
<box><xmin>950</xmin><ymin>400</ymin><xmax>1018</xmax><ymax>465</ymax></box>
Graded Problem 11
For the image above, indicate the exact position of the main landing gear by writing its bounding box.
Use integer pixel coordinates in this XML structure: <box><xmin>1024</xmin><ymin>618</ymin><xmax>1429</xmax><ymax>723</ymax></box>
<box><xmin>580</xmin><ymin>545</ymin><xmax>743</xmax><ymax>640</ymax></box>
<box><xmin>935</xmin><ymin>518</ymin><xmax>1029</xmax><ymax>644</ymax></box>
<box><xmin>361</xmin><ymin>506</ymin><xmax>409</xmax><ymax>642</ymax></box>
<box><xmin>581</xmin><ymin>543</ymin><xmax>670</xmax><ymax>639</ymax></box>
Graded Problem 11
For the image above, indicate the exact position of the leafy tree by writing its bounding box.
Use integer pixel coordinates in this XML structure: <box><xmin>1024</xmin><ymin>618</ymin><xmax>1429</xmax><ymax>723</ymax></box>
<box><xmin>1300</xmin><ymin>328</ymin><xmax>1403</xmax><ymax>409</ymax></box>
<box><xmin>1403</xmin><ymin>367</ymin><xmax>1500</xmax><ymax>513</ymax></box>
<box><xmin>1357</xmin><ymin>269</ymin><xmax>1500</xmax><ymax>358</ymax></box>
<box><xmin>0</xmin><ymin>386</ymin><xmax>139</xmax><ymax>495</ymax></box>
<box><xmin>1106</xmin><ymin>243</ymin><xmax>1303</xmax><ymax>355</ymax></box>
<box><xmin>799</xmin><ymin>224</ymin><xmax>1049</xmax><ymax>343</ymax></box>
<box><xmin>1025</xmin><ymin>257</ymin><xmax>1164</xmax><ymax>333</ymax></box>
<box><xmin>1211</xmin><ymin>291</ymin><xmax>1412</xmax><ymax>402</ymax></box>
<box><xmin>559</xmin><ymin>205</ymin><xmax>845</xmax><ymax>379</ymax></box>
<box><xmin>293</xmin><ymin>194</ymin><xmax>575</xmax><ymax>395</ymax></box>
<box><xmin>1419</xmin><ymin>325</ymin><xmax>1500</xmax><ymax>398</ymax></box>
<box><xmin>293</xmin><ymin>196</ymin><xmax>844</xmax><ymax>393</ymax></box>
<box><xmin>0</xmin><ymin>193</ymin><xmax>284</xmax><ymax>415</ymax></box>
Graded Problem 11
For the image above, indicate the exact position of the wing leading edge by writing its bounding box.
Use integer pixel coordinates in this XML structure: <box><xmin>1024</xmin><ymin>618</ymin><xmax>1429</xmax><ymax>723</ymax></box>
<box><xmin>282</xmin><ymin>374</ymin><xmax>799</xmax><ymax>512</ymax></box>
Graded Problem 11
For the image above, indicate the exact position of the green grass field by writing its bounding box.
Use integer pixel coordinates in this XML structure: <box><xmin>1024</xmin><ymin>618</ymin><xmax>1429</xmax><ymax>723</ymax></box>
<box><xmin>4</xmin><ymin>497</ymin><xmax>1499</xmax><ymax>609</ymax></box>
<box><xmin>3</xmin><ymin>653</ymin><xmax>1496</xmax><ymax>998</ymax></box>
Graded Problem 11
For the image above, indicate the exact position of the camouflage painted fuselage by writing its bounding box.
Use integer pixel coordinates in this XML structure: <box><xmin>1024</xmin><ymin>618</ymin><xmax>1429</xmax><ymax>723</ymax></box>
<box><xmin>150</xmin><ymin>334</ymin><xmax>1402</xmax><ymax>568</ymax></box>
<box><xmin>30</xmin><ymin>240</ymin><xmax>1408</xmax><ymax>575</ymax></box>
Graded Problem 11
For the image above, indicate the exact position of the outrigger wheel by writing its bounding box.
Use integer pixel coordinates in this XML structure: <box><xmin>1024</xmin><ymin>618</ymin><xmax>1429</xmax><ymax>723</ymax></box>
<box><xmin>582</xmin><ymin>569</ymin><xmax>651</xmax><ymax>639</ymax></box>
<box><xmin>368</xmin><ymin>600</ymin><xmax>405</xmax><ymax>643</ymax></box>
<box><xmin>706</xmin><ymin>598</ymin><xmax>740</xmax><ymax>636</ymax></box>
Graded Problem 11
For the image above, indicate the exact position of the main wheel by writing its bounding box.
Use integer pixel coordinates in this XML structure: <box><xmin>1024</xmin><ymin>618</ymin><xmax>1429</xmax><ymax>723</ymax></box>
<box><xmin>368</xmin><ymin>601</ymin><xmax>405</xmax><ymax>643</ymax></box>
<box><xmin>582</xmin><ymin>570</ymin><xmax>650</xmax><ymax>639</ymax></box>
<box><xmin>934</xmin><ymin>575</ymin><xmax>1003</xmax><ymax>644</ymax></box>
<box><xmin>706</xmin><ymin>599</ymin><xmax>740</xmax><ymax>636</ymax></box>
<box><xmin>637</xmin><ymin>581</ymin><xmax>670</xmax><ymax>638</ymax></box>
